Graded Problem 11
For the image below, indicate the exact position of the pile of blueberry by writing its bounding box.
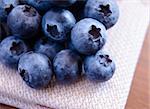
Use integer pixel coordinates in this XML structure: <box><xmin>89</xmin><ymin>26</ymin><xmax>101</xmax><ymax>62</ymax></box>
<box><xmin>0</xmin><ymin>0</ymin><xmax>119</xmax><ymax>89</ymax></box>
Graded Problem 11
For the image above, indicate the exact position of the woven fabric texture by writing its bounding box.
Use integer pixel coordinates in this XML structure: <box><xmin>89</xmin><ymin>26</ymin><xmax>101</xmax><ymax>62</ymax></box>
<box><xmin>0</xmin><ymin>0</ymin><xmax>149</xmax><ymax>109</ymax></box>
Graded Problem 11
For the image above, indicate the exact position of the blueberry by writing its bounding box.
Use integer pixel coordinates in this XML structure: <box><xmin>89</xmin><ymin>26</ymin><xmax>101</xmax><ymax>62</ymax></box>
<box><xmin>84</xmin><ymin>50</ymin><xmax>116</xmax><ymax>82</ymax></box>
<box><xmin>84</xmin><ymin>0</ymin><xmax>119</xmax><ymax>29</ymax></box>
<box><xmin>26</xmin><ymin>0</ymin><xmax>52</xmax><ymax>13</ymax></box>
<box><xmin>53</xmin><ymin>49</ymin><xmax>82</xmax><ymax>83</ymax></box>
<box><xmin>42</xmin><ymin>8</ymin><xmax>76</xmax><ymax>42</ymax></box>
<box><xmin>34</xmin><ymin>37</ymin><xmax>64</xmax><ymax>60</ymax></box>
<box><xmin>0</xmin><ymin>36</ymin><xmax>28</xmax><ymax>68</ymax></box>
<box><xmin>51</xmin><ymin>0</ymin><xmax>76</xmax><ymax>7</ymax></box>
<box><xmin>18</xmin><ymin>52</ymin><xmax>53</xmax><ymax>89</ymax></box>
<box><xmin>7</xmin><ymin>5</ymin><xmax>41</xmax><ymax>39</ymax></box>
<box><xmin>71</xmin><ymin>18</ymin><xmax>107</xmax><ymax>55</ymax></box>
<box><xmin>0</xmin><ymin>0</ymin><xmax>19</xmax><ymax>22</ymax></box>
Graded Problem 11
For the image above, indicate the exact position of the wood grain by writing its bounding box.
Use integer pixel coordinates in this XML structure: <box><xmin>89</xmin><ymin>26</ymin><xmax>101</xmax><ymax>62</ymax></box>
<box><xmin>0</xmin><ymin>104</ymin><xmax>16</xmax><ymax>109</ymax></box>
<box><xmin>0</xmin><ymin>27</ymin><xmax>149</xmax><ymax>109</ymax></box>
<box><xmin>125</xmin><ymin>25</ymin><xmax>150</xmax><ymax>109</ymax></box>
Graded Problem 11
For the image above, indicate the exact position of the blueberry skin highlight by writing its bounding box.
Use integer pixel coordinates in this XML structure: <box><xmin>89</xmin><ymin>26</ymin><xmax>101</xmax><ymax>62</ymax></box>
<box><xmin>51</xmin><ymin>0</ymin><xmax>76</xmax><ymax>7</ymax></box>
<box><xmin>71</xmin><ymin>18</ymin><xmax>107</xmax><ymax>55</ymax></box>
<box><xmin>84</xmin><ymin>50</ymin><xmax>116</xmax><ymax>82</ymax></box>
<box><xmin>34</xmin><ymin>37</ymin><xmax>64</xmax><ymax>60</ymax></box>
<box><xmin>0</xmin><ymin>36</ymin><xmax>28</xmax><ymax>68</ymax></box>
<box><xmin>7</xmin><ymin>5</ymin><xmax>41</xmax><ymax>39</ymax></box>
<box><xmin>42</xmin><ymin>8</ymin><xmax>76</xmax><ymax>42</ymax></box>
<box><xmin>0</xmin><ymin>0</ymin><xmax>19</xmax><ymax>22</ymax></box>
<box><xmin>18</xmin><ymin>52</ymin><xmax>53</xmax><ymax>89</ymax></box>
<box><xmin>53</xmin><ymin>49</ymin><xmax>82</xmax><ymax>83</ymax></box>
<box><xmin>84</xmin><ymin>0</ymin><xmax>119</xmax><ymax>29</ymax></box>
<box><xmin>26</xmin><ymin>0</ymin><xmax>52</xmax><ymax>13</ymax></box>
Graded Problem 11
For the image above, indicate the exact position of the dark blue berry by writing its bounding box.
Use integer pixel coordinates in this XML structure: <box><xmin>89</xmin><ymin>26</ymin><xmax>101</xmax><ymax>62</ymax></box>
<box><xmin>42</xmin><ymin>8</ymin><xmax>76</xmax><ymax>42</ymax></box>
<box><xmin>84</xmin><ymin>0</ymin><xmax>119</xmax><ymax>29</ymax></box>
<box><xmin>84</xmin><ymin>50</ymin><xmax>115</xmax><ymax>82</ymax></box>
<box><xmin>53</xmin><ymin>49</ymin><xmax>82</xmax><ymax>83</ymax></box>
<box><xmin>71</xmin><ymin>18</ymin><xmax>107</xmax><ymax>55</ymax></box>
<box><xmin>18</xmin><ymin>52</ymin><xmax>53</xmax><ymax>89</ymax></box>
<box><xmin>7</xmin><ymin>5</ymin><xmax>41</xmax><ymax>39</ymax></box>
<box><xmin>0</xmin><ymin>36</ymin><xmax>28</xmax><ymax>68</ymax></box>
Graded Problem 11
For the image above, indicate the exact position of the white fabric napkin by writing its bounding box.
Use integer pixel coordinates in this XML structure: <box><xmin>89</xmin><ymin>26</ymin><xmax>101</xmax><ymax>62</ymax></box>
<box><xmin>0</xmin><ymin>0</ymin><xmax>149</xmax><ymax>109</ymax></box>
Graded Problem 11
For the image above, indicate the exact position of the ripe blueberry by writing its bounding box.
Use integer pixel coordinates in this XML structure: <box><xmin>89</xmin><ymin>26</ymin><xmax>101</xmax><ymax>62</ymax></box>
<box><xmin>42</xmin><ymin>8</ymin><xmax>76</xmax><ymax>42</ymax></box>
<box><xmin>18</xmin><ymin>52</ymin><xmax>53</xmax><ymax>89</ymax></box>
<box><xmin>0</xmin><ymin>36</ymin><xmax>28</xmax><ymax>68</ymax></box>
<box><xmin>7</xmin><ymin>5</ymin><xmax>41</xmax><ymax>38</ymax></box>
<box><xmin>53</xmin><ymin>49</ymin><xmax>82</xmax><ymax>83</ymax></box>
<box><xmin>71</xmin><ymin>18</ymin><xmax>107</xmax><ymax>55</ymax></box>
<box><xmin>84</xmin><ymin>50</ymin><xmax>116</xmax><ymax>82</ymax></box>
<box><xmin>84</xmin><ymin>0</ymin><xmax>119</xmax><ymax>29</ymax></box>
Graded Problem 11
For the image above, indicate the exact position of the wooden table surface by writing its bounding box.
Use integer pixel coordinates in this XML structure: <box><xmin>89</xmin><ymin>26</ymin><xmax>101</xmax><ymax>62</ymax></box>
<box><xmin>125</xmin><ymin>26</ymin><xmax>150</xmax><ymax>109</ymax></box>
<box><xmin>0</xmin><ymin>26</ymin><xmax>150</xmax><ymax>109</ymax></box>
